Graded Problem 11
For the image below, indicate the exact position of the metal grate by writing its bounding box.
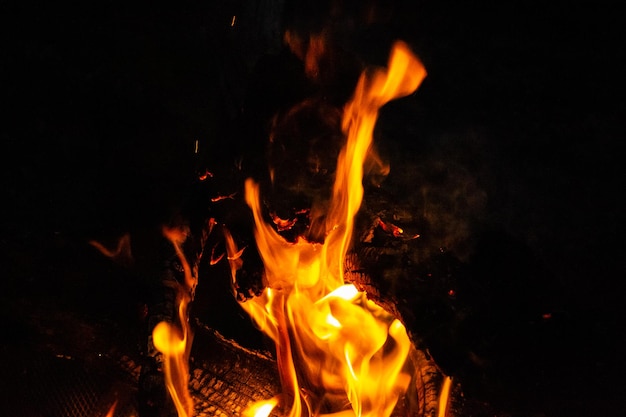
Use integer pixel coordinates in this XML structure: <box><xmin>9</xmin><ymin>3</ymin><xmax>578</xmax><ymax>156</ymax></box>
<box><xmin>30</xmin><ymin>355</ymin><xmax>103</xmax><ymax>417</ymax></box>
<box><xmin>1</xmin><ymin>350</ymin><xmax>137</xmax><ymax>417</ymax></box>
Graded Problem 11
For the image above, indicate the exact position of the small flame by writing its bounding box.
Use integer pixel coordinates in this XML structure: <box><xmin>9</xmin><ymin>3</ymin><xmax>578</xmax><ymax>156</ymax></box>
<box><xmin>104</xmin><ymin>400</ymin><xmax>118</xmax><ymax>417</ymax></box>
<box><xmin>243</xmin><ymin>396</ymin><xmax>280</xmax><ymax>417</ymax></box>
<box><xmin>284</xmin><ymin>30</ymin><xmax>328</xmax><ymax>80</ymax></box>
<box><xmin>152</xmin><ymin>226</ymin><xmax>196</xmax><ymax>417</ymax></box>
<box><xmin>89</xmin><ymin>233</ymin><xmax>133</xmax><ymax>266</ymax></box>
<box><xmin>437</xmin><ymin>377</ymin><xmax>453</xmax><ymax>417</ymax></box>
<box><xmin>230</xmin><ymin>41</ymin><xmax>426</xmax><ymax>417</ymax></box>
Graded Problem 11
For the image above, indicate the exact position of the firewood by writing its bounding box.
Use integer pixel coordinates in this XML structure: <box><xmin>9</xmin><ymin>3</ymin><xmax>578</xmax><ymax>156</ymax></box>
<box><xmin>176</xmin><ymin>168</ymin><xmax>461</xmax><ymax>416</ymax></box>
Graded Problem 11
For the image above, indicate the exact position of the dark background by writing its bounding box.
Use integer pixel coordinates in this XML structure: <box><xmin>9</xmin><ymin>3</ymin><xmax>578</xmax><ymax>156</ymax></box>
<box><xmin>2</xmin><ymin>1</ymin><xmax>624</xmax><ymax>416</ymax></box>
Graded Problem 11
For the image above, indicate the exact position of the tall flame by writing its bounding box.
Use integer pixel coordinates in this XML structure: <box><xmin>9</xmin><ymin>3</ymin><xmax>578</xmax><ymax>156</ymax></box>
<box><xmin>229</xmin><ymin>41</ymin><xmax>427</xmax><ymax>417</ymax></box>
<box><xmin>152</xmin><ymin>226</ymin><xmax>196</xmax><ymax>417</ymax></box>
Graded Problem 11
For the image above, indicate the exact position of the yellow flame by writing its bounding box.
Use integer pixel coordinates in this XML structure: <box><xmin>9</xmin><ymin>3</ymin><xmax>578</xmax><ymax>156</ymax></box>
<box><xmin>243</xmin><ymin>396</ymin><xmax>280</xmax><ymax>417</ymax></box>
<box><xmin>437</xmin><ymin>377</ymin><xmax>453</xmax><ymax>417</ymax></box>
<box><xmin>152</xmin><ymin>226</ymin><xmax>195</xmax><ymax>417</ymax></box>
<box><xmin>104</xmin><ymin>400</ymin><xmax>118</xmax><ymax>417</ymax></box>
<box><xmin>233</xmin><ymin>41</ymin><xmax>426</xmax><ymax>417</ymax></box>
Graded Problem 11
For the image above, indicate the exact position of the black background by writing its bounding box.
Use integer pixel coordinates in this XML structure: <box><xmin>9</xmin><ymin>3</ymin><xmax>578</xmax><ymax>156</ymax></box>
<box><xmin>2</xmin><ymin>1</ymin><xmax>624</xmax><ymax>416</ymax></box>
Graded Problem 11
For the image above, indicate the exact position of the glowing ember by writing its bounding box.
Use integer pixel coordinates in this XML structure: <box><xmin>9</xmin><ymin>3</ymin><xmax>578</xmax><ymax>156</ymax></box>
<box><xmin>227</xmin><ymin>41</ymin><xmax>427</xmax><ymax>417</ymax></box>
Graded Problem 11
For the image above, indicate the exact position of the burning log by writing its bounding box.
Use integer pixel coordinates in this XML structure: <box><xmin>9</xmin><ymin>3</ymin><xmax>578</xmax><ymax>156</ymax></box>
<box><xmin>5</xmin><ymin>244</ymin><xmax>458</xmax><ymax>417</ymax></box>
<box><xmin>215</xmin><ymin>41</ymin><xmax>466</xmax><ymax>417</ymax></box>
<box><xmin>7</xmin><ymin>291</ymin><xmax>281</xmax><ymax>417</ymax></box>
<box><xmin>6</xmin><ymin>2</ymin><xmax>589</xmax><ymax>416</ymax></box>
<box><xmin>189</xmin><ymin>324</ymin><xmax>281</xmax><ymax>417</ymax></box>
<box><xmin>130</xmin><ymin>39</ymin><xmax>467</xmax><ymax>417</ymax></box>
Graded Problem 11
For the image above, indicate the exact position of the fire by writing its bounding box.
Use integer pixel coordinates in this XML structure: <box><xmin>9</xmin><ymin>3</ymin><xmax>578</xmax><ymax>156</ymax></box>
<box><xmin>104</xmin><ymin>400</ymin><xmax>118</xmax><ymax>417</ymax></box>
<box><xmin>437</xmin><ymin>376</ymin><xmax>453</xmax><ymax>417</ymax></box>
<box><xmin>227</xmin><ymin>41</ymin><xmax>427</xmax><ymax>417</ymax></box>
<box><xmin>152</xmin><ymin>226</ymin><xmax>196</xmax><ymax>417</ymax></box>
<box><xmin>88</xmin><ymin>233</ymin><xmax>133</xmax><ymax>266</ymax></box>
<box><xmin>243</xmin><ymin>397</ymin><xmax>281</xmax><ymax>417</ymax></box>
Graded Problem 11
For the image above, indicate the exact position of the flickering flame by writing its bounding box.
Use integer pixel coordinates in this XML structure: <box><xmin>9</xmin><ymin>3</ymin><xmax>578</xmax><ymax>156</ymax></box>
<box><xmin>284</xmin><ymin>30</ymin><xmax>328</xmax><ymax>80</ymax></box>
<box><xmin>243</xmin><ymin>396</ymin><xmax>281</xmax><ymax>417</ymax></box>
<box><xmin>104</xmin><ymin>400</ymin><xmax>118</xmax><ymax>417</ymax></box>
<box><xmin>89</xmin><ymin>233</ymin><xmax>133</xmax><ymax>266</ymax></box>
<box><xmin>152</xmin><ymin>226</ymin><xmax>196</xmax><ymax>417</ymax></box>
<box><xmin>437</xmin><ymin>376</ymin><xmax>453</xmax><ymax>417</ymax></box>
<box><xmin>228</xmin><ymin>41</ymin><xmax>427</xmax><ymax>417</ymax></box>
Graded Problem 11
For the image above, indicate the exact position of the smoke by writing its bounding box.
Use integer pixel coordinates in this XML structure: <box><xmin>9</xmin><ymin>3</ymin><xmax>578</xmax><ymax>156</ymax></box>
<box><xmin>375</xmin><ymin>126</ymin><xmax>490</xmax><ymax>262</ymax></box>
<box><xmin>417</xmin><ymin>157</ymin><xmax>487</xmax><ymax>260</ymax></box>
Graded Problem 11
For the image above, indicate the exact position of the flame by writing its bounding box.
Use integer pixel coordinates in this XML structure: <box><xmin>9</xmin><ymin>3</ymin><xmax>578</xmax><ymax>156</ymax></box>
<box><xmin>152</xmin><ymin>226</ymin><xmax>196</xmax><ymax>417</ymax></box>
<box><xmin>437</xmin><ymin>376</ymin><xmax>453</xmax><ymax>417</ymax></box>
<box><xmin>243</xmin><ymin>396</ymin><xmax>281</xmax><ymax>417</ymax></box>
<box><xmin>229</xmin><ymin>41</ymin><xmax>426</xmax><ymax>417</ymax></box>
<box><xmin>104</xmin><ymin>400</ymin><xmax>118</xmax><ymax>417</ymax></box>
<box><xmin>89</xmin><ymin>233</ymin><xmax>133</xmax><ymax>266</ymax></box>
<box><xmin>284</xmin><ymin>30</ymin><xmax>329</xmax><ymax>80</ymax></box>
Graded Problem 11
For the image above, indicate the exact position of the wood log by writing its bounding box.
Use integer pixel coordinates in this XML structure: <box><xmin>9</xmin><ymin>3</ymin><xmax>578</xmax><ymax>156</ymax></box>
<box><xmin>131</xmin><ymin>146</ymin><xmax>462</xmax><ymax>416</ymax></box>
<box><xmin>0</xmin><ymin>206</ymin><xmax>474</xmax><ymax>417</ymax></box>
<box><xmin>6</xmin><ymin>286</ymin><xmax>276</xmax><ymax>417</ymax></box>
<box><xmin>186</xmin><ymin>200</ymin><xmax>462</xmax><ymax>416</ymax></box>
<box><xmin>10</xmin><ymin>287</ymin><xmax>458</xmax><ymax>417</ymax></box>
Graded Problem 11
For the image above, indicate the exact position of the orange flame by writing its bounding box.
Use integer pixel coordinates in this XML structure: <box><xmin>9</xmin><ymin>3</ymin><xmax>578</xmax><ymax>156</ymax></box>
<box><xmin>89</xmin><ymin>233</ymin><xmax>133</xmax><ymax>266</ymax></box>
<box><xmin>243</xmin><ymin>396</ymin><xmax>281</xmax><ymax>417</ymax></box>
<box><xmin>229</xmin><ymin>41</ymin><xmax>426</xmax><ymax>417</ymax></box>
<box><xmin>152</xmin><ymin>226</ymin><xmax>196</xmax><ymax>417</ymax></box>
<box><xmin>437</xmin><ymin>376</ymin><xmax>453</xmax><ymax>417</ymax></box>
<box><xmin>104</xmin><ymin>400</ymin><xmax>118</xmax><ymax>417</ymax></box>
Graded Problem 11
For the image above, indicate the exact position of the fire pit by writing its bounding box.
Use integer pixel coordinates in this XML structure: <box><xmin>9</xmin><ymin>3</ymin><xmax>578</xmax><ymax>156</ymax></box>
<box><xmin>4</xmin><ymin>1</ymin><xmax>624</xmax><ymax>417</ymax></box>
<box><xmin>2</xmin><ymin>25</ymin><xmax>460</xmax><ymax>417</ymax></box>
<box><xmin>138</xmin><ymin>39</ymin><xmax>461</xmax><ymax>417</ymax></box>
